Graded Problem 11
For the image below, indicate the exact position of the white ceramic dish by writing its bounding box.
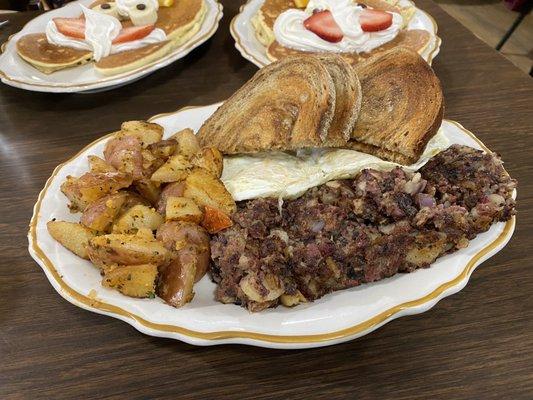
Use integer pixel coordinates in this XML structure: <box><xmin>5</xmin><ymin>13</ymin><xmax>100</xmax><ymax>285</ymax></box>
<box><xmin>0</xmin><ymin>0</ymin><xmax>222</xmax><ymax>93</ymax></box>
<box><xmin>230</xmin><ymin>0</ymin><xmax>441</xmax><ymax>68</ymax></box>
<box><xmin>28</xmin><ymin>103</ymin><xmax>515</xmax><ymax>349</ymax></box>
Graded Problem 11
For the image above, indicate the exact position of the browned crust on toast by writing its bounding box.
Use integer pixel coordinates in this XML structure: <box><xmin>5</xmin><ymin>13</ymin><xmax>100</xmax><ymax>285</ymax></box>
<box><xmin>314</xmin><ymin>54</ymin><xmax>362</xmax><ymax>145</ymax></box>
<box><xmin>348</xmin><ymin>47</ymin><xmax>444</xmax><ymax>164</ymax></box>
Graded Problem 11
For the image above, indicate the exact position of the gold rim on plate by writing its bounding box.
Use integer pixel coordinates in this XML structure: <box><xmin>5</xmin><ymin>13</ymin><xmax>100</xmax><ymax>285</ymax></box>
<box><xmin>28</xmin><ymin>106</ymin><xmax>515</xmax><ymax>344</ymax></box>
<box><xmin>230</xmin><ymin>0</ymin><xmax>442</xmax><ymax>68</ymax></box>
<box><xmin>0</xmin><ymin>1</ymin><xmax>223</xmax><ymax>90</ymax></box>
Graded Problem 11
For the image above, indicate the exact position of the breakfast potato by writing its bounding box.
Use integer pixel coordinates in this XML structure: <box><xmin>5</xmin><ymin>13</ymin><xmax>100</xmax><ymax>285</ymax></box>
<box><xmin>405</xmin><ymin>233</ymin><xmax>448</xmax><ymax>267</ymax></box>
<box><xmin>121</xmin><ymin>191</ymin><xmax>151</xmax><ymax>211</ymax></box>
<box><xmin>88</xmin><ymin>155</ymin><xmax>116</xmax><ymax>173</ymax></box>
<box><xmin>201</xmin><ymin>205</ymin><xmax>233</xmax><ymax>234</ymax></box>
<box><xmin>148</xmin><ymin>139</ymin><xmax>178</xmax><ymax>160</ymax></box>
<box><xmin>87</xmin><ymin>232</ymin><xmax>169</xmax><ymax>269</ymax></box>
<box><xmin>102</xmin><ymin>264</ymin><xmax>158</xmax><ymax>298</ymax></box>
<box><xmin>102</xmin><ymin>264</ymin><xmax>157</xmax><ymax>298</ymax></box>
<box><xmin>156</xmin><ymin>221</ymin><xmax>210</xmax><ymax>282</ymax></box>
<box><xmin>135</xmin><ymin>227</ymin><xmax>157</xmax><ymax>240</ymax></box>
<box><xmin>47</xmin><ymin>220</ymin><xmax>96</xmax><ymax>259</ymax></box>
<box><xmin>239</xmin><ymin>273</ymin><xmax>284</xmax><ymax>303</ymax></box>
<box><xmin>157</xmin><ymin>251</ymin><xmax>197</xmax><ymax>307</ymax></box>
<box><xmin>155</xmin><ymin>182</ymin><xmax>185</xmax><ymax>215</ymax></box>
<box><xmin>134</xmin><ymin>178</ymin><xmax>161</xmax><ymax>205</ymax></box>
<box><xmin>170</xmin><ymin>128</ymin><xmax>200</xmax><ymax>158</ymax></box>
<box><xmin>141</xmin><ymin>148</ymin><xmax>163</xmax><ymax>172</ymax></box>
<box><xmin>60</xmin><ymin>171</ymin><xmax>133</xmax><ymax>212</ymax></box>
<box><xmin>104</xmin><ymin>135</ymin><xmax>144</xmax><ymax>180</ymax></box>
<box><xmin>165</xmin><ymin>197</ymin><xmax>203</xmax><ymax>223</ymax></box>
<box><xmin>191</xmin><ymin>147</ymin><xmax>223</xmax><ymax>178</ymax></box>
<box><xmin>117</xmin><ymin>121</ymin><xmax>163</xmax><ymax>147</ymax></box>
<box><xmin>150</xmin><ymin>154</ymin><xmax>191</xmax><ymax>183</ymax></box>
<box><xmin>280</xmin><ymin>291</ymin><xmax>307</xmax><ymax>307</ymax></box>
<box><xmin>112</xmin><ymin>205</ymin><xmax>164</xmax><ymax>234</ymax></box>
<box><xmin>183</xmin><ymin>168</ymin><xmax>236</xmax><ymax>215</ymax></box>
<box><xmin>80</xmin><ymin>192</ymin><xmax>127</xmax><ymax>232</ymax></box>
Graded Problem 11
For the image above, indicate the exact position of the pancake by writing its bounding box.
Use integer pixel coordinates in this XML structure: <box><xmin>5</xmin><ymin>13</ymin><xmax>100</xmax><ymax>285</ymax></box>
<box><xmin>251</xmin><ymin>0</ymin><xmax>297</xmax><ymax>46</ymax></box>
<box><xmin>254</xmin><ymin>0</ymin><xmax>408</xmax><ymax>43</ymax></box>
<box><xmin>16</xmin><ymin>33</ymin><xmax>93</xmax><ymax>74</ymax></box>
<box><xmin>255</xmin><ymin>0</ymin><xmax>429</xmax><ymax>65</ymax></box>
<box><xmin>94</xmin><ymin>0</ymin><xmax>206</xmax><ymax>74</ymax></box>
<box><xmin>90</xmin><ymin>0</ymin><xmax>206</xmax><ymax>42</ymax></box>
<box><xmin>156</xmin><ymin>0</ymin><xmax>206</xmax><ymax>42</ymax></box>
<box><xmin>16</xmin><ymin>0</ymin><xmax>206</xmax><ymax>75</ymax></box>
<box><xmin>266</xmin><ymin>30</ymin><xmax>431</xmax><ymax>66</ymax></box>
<box><xmin>94</xmin><ymin>41</ymin><xmax>172</xmax><ymax>75</ymax></box>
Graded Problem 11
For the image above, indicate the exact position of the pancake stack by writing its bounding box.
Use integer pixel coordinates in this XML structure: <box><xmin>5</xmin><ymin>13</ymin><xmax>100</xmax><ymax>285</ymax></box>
<box><xmin>16</xmin><ymin>0</ymin><xmax>206</xmax><ymax>75</ymax></box>
<box><xmin>251</xmin><ymin>0</ymin><xmax>431</xmax><ymax>66</ymax></box>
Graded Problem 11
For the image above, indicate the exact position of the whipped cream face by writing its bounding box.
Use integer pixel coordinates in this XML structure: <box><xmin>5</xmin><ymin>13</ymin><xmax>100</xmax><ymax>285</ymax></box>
<box><xmin>45</xmin><ymin>5</ymin><xmax>166</xmax><ymax>62</ymax></box>
<box><xmin>273</xmin><ymin>0</ymin><xmax>403</xmax><ymax>54</ymax></box>
<box><xmin>83</xmin><ymin>5</ymin><xmax>121</xmax><ymax>60</ymax></box>
<box><xmin>116</xmin><ymin>0</ymin><xmax>159</xmax><ymax>18</ymax></box>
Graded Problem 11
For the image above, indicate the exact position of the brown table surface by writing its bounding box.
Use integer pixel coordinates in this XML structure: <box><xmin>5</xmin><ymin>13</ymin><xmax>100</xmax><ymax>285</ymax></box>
<box><xmin>1</xmin><ymin>1</ymin><xmax>532</xmax><ymax>399</ymax></box>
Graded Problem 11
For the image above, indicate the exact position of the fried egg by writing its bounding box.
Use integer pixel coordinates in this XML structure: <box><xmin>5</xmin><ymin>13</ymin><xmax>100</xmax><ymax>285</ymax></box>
<box><xmin>221</xmin><ymin>129</ymin><xmax>449</xmax><ymax>201</ymax></box>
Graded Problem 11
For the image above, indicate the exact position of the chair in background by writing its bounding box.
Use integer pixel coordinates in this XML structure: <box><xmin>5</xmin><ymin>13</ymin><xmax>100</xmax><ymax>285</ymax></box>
<box><xmin>496</xmin><ymin>0</ymin><xmax>532</xmax><ymax>76</ymax></box>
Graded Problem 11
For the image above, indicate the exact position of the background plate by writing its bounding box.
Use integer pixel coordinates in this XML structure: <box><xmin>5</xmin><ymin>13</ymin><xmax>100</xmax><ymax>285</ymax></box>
<box><xmin>28</xmin><ymin>103</ymin><xmax>515</xmax><ymax>349</ymax></box>
<box><xmin>230</xmin><ymin>0</ymin><xmax>441</xmax><ymax>68</ymax></box>
<box><xmin>0</xmin><ymin>0</ymin><xmax>222</xmax><ymax>93</ymax></box>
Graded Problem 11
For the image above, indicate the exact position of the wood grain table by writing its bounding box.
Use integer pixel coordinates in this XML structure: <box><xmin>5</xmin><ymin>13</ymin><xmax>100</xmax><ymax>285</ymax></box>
<box><xmin>1</xmin><ymin>1</ymin><xmax>532</xmax><ymax>399</ymax></box>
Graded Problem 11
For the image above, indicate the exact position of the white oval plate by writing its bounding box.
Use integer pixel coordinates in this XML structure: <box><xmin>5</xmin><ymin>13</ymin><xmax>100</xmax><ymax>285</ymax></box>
<box><xmin>0</xmin><ymin>0</ymin><xmax>222</xmax><ymax>93</ymax></box>
<box><xmin>230</xmin><ymin>0</ymin><xmax>441</xmax><ymax>68</ymax></box>
<box><xmin>28</xmin><ymin>103</ymin><xmax>515</xmax><ymax>349</ymax></box>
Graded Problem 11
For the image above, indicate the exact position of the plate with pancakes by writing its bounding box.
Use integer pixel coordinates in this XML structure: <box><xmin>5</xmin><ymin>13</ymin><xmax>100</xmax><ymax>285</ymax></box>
<box><xmin>29</xmin><ymin>51</ymin><xmax>516</xmax><ymax>349</ymax></box>
<box><xmin>231</xmin><ymin>0</ymin><xmax>441</xmax><ymax>68</ymax></box>
<box><xmin>0</xmin><ymin>0</ymin><xmax>222</xmax><ymax>92</ymax></box>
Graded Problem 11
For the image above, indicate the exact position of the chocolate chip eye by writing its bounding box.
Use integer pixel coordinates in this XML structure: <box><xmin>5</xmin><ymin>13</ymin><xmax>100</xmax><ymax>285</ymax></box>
<box><xmin>136</xmin><ymin>3</ymin><xmax>146</xmax><ymax>10</ymax></box>
<box><xmin>101</xmin><ymin>2</ymin><xmax>111</xmax><ymax>9</ymax></box>
<box><xmin>357</xmin><ymin>3</ymin><xmax>367</xmax><ymax>8</ymax></box>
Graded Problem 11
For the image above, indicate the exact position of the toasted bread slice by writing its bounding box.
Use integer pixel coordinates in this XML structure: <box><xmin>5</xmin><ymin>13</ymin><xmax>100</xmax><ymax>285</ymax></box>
<box><xmin>197</xmin><ymin>55</ymin><xmax>336</xmax><ymax>153</ymax></box>
<box><xmin>315</xmin><ymin>54</ymin><xmax>362</xmax><ymax>146</ymax></box>
<box><xmin>349</xmin><ymin>48</ymin><xmax>443</xmax><ymax>164</ymax></box>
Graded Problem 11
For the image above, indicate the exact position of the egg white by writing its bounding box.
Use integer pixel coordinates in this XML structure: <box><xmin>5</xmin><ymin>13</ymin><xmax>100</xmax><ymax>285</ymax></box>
<box><xmin>221</xmin><ymin>129</ymin><xmax>449</xmax><ymax>202</ymax></box>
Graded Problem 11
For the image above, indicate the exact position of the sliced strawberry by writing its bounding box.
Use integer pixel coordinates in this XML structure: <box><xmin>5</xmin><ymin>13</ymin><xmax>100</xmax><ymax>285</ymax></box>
<box><xmin>359</xmin><ymin>9</ymin><xmax>393</xmax><ymax>32</ymax></box>
<box><xmin>112</xmin><ymin>25</ymin><xmax>155</xmax><ymax>44</ymax></box>
<box><xmin>53</xmin><ymin>18</ymin><xmax>86</xmax><ymax>39</ymax></box>
<box><xmin>303</xmin><ymin>10</ymin><xmax>343</xmax><ymax>43</ymax></box>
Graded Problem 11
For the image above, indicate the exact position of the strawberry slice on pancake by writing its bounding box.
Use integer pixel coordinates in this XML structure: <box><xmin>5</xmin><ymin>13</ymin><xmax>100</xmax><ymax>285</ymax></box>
<box><xmin>53</xmin><ymin>18</ymin><xmax>86</xmax><ymax>39</ymax></box>
<box><xmin>53</xmin><ymin>17</ymin><xmax>155</xmax><ymax>43</ymax></box>
<box><xmin>303</xmin><ymin>10</ymin><xmax>344</xmax><ymax>43</ymax></box>
<box><xmin>359</xmin><ymin>9</ymin><xmax>393</xmax><ymax>32</ymax></box>
<box><xmin>112</xmin><ymin>25</ymin><xmax>155</xmax><ymax>44</ymax></box>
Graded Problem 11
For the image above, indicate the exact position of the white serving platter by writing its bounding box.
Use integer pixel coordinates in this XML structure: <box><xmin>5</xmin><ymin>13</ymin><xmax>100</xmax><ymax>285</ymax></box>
<box><xmin>28</xmin><ymin>103</ymin><xmax>515</xmax><ymax>349</ymax></box>
<box><xmin>0</xmin><ymin>0</ymin><xmax>222</xmax><ymax>93</ymax></box>
<box><xmin>230</xmin><ymin>0</ymin><xmax>441</xmax><ymax>68</ymax></box>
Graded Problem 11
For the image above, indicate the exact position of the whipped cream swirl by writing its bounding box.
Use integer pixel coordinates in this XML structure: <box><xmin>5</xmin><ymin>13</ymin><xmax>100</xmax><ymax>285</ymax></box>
<box><xmin>273</xmin><ymin>0</ymin><xmax>403</xmax><ymax>54</ymax></box>
<box><xmin>83</xmin><ymin>5</ymin><xmax>121</xmax><ymax>60</ymax></box>
<box><xmin>45</xmin><ymin>5</ymin><xmax>166</xmax><ymax>61</ymax></box>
